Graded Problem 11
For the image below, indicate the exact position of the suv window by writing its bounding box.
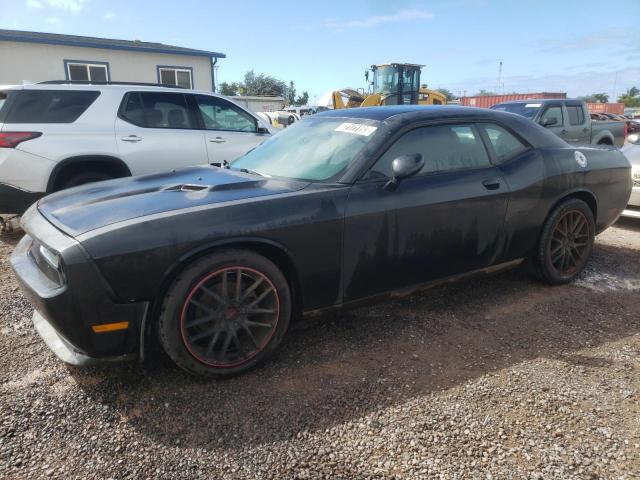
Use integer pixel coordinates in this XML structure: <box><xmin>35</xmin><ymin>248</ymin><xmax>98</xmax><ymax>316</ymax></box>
<box><xmin>482</xmin><ymin>124</ymin><xmax>528</xmax><ymax>162</ymax></box>
<box><xmin>567</xmin><ymin>105</ymin><xmax>585</xmax><ymax>125</ymax></box>
<box><xmin>120</xmin><ymin>92</ymin><xmax>196</xmax><ymax>129</ymax></box>
<box><xmin>369</xmin><ymin>124</ymin><xmax>491</xmax><ymax>178</ymax></box>
<box><xmin>194</xmin><ymin>95</ymin><xmax>257</xmax><ymax>132</ymax></box>
<box><xmin>540</xmin><ymin>106</ymin><xmax>563</xmax><ymax>126</ymax></box>
<box><xmin>4</xmin><ymin>90</ymin><xmax>100</xmax><ymax>123</ymax></box>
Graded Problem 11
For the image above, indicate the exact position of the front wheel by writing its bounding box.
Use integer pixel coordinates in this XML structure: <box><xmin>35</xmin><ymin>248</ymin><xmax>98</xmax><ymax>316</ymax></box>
<box><xmin>157</xmin><ymin>250</ymin><xmax>291</xmax><ymax>378</ymax></box>
<box><xmin>531</xmin><ymin>198</ymin><xmax>595</xmax><ymax>285</ymax></box>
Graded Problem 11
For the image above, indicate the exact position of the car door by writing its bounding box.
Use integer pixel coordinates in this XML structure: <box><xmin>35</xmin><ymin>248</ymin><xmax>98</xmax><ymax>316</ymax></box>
<box><xmin>343</xmin><ymin>123</ymin><xmax>509</xmax><ymax>301</ymax></box>
<box><xmin>193</xmin><ymin>94</ymin><xmax>270</xmax><ymax>166</ymax></box>
<box><xmin>539</xmin><ymin>104</ymin><xmax>568</xmax><ymax>141</ymax></box>
<box><xmin>564</xmin><ymin>103</ymin><xmax>590</xmax><ymax>144</ymax></box>
<box><xmin>115</xmin><ymin>91</ymin><xmax>207</xmax><ymax>175</ymax></box>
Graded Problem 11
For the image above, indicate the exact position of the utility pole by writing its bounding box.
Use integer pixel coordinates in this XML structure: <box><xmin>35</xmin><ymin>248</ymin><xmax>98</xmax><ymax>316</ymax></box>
<box><xmin>497</xmin><ymin>61</ymin><xmax>503</xmax><ymax>93</ymax></box>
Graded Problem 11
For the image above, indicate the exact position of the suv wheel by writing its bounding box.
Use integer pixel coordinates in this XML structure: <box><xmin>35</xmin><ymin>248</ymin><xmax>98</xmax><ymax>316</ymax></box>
<box><xmin>59</xmin><ymin>171</ymin><xmax>113</xmax><ymax>190</ymax></box>
<box><xmin>157</xmin><ymin>249</ymin><xmax>292</xmax><ymax>378</ymax></box>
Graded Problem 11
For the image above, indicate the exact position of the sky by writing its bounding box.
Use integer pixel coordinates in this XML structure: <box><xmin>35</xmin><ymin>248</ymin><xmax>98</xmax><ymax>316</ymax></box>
<box><xmin>1</xmin><ymin>0</ymin><xmax>639</xmax><ymax>104</ymax></box>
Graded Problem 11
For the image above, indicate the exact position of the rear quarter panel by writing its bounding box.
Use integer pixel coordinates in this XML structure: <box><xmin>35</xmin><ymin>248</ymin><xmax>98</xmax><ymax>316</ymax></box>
<box><xmin>496</xmin><ymin>145</ymin><xmax>630</xmax><ymax>262</ymax></box>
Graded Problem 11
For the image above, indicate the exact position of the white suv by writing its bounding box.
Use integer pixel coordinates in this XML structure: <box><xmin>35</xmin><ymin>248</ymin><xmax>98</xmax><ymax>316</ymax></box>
<box><xmin>0</xmin><ymin>82</ymin><xmax>273</xmax><ymax>215</ymax></box>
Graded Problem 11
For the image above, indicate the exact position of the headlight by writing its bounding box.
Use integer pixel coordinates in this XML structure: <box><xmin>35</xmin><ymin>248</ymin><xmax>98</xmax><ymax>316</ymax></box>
<box><xmin>39</xmin><ymin>244</ymin><xmax>61</xmax><ymax>270</ymax></box>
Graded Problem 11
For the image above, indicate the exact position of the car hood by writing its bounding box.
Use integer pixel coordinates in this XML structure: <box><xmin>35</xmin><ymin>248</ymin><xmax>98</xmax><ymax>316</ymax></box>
<box><xmin>38</xmin><ymin>166</ymin><xmax>309</xmax><ymax>236</ymax></box>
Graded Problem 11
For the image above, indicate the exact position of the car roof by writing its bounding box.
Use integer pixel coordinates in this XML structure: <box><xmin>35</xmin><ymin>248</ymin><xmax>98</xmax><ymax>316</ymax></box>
<box><xmin>316</xmin><ymin>105</ymin><xmax>498</xmax><ymax>122</ymax></box>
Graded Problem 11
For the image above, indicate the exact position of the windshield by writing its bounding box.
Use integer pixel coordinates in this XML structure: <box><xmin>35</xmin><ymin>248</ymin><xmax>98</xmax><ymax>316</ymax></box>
<box><xmin>491</xmin><ymin>102</ymin><xmax>541</xmax><ymax>119</ymax></box>
<box><xmin>373</xmin><ymin>66</ymin><xmax>399</xmax><ymax>95</ymax></box>
<box><xmin>231</xmin><ymin>117</ymin><xmax>379</xmax><ymax>181</ymax></box>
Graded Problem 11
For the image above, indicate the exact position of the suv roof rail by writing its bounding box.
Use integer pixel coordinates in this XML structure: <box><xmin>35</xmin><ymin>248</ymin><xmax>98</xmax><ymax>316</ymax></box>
<box><xmin>37</xmin><ymin>80</ymin><xmax>188</xmax><ymax>89</ymax></box>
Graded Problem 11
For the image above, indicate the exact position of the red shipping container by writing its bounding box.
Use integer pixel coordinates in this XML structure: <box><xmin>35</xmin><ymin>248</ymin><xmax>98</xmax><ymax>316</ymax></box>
<box><xmin>586</xmin><ymin>103</ymin><xmax>625</xmax><ymax>115</ymax></box>
<box><xmin>460</xmin><ymin>92</ymin><xmax>566</xmax><ymax>109</ymax></box>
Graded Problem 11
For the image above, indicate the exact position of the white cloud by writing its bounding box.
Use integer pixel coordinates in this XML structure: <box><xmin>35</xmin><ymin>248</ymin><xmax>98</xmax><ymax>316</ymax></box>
<box><xmin>103</xmin><ymin>11</ymin><xmax>116</xmax><ymax>20</ymax></box>
<box><xmin>27</xmin><ymin>0</ymin><xmax>89</xmax><ymax>13</ymax></box>
<box><xmin>537</xmin><ymin>27</ymin><xmax>640</xmax><ymax>53</ymax></box>
<box><xmin>44</xmin><ymin>17</ymin><xmax>61</xmax><ymax>24</ymax></box>
<box><xmin>326</xmin><ymin>9</ymin><xmax>432</xmax><ymax>29</ymax></box>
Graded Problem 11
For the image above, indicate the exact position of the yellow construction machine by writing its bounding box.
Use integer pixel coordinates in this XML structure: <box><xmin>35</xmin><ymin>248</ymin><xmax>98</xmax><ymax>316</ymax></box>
<box><xmin>331</xmin><ymin>63</ymin><xmax>424</xmax><ymax>109</ymax></box>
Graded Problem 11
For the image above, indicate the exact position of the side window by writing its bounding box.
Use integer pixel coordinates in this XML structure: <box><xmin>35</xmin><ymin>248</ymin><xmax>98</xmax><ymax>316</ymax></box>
<box><xmin>5</xmin><ymin>90</ymin><xmax>100</xmax><ymax>123</ymax></box>
<box><xmin>120</xmin><ymin>92</ymin><xmax>196</xmax><ymax>129</ymax></box>
<box><xmin>567</xmin><ymin>105</ymin><xmax>585</xmax><ymax>125</ymax></box>
<box><xmin>194</xmin><ymin>95</ymin><xmax>257</xmax><ymax>132</ymax></box>
<box><xmin>369</xmin><ymin>124</ymin><xmax>491</xmax><ymax>178</ymax></box>
<box><xmin>482</xmin><ymin>124</ymin><xmax>528</xmax><ymax>162</ymax></box>
<box><xmin>540</xmin><ymin>106</ymin><xmax>563</xmax><ymax>126</ymax></box>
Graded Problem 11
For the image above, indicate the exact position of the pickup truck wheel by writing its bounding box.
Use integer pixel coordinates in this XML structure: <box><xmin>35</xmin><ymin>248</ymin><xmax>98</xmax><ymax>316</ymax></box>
<box><xmin>157</xmin><ymin>249</ymin><xmax>291</xmax><ymax>378</ymax></box>
<box><xmin>532</xmin><ymin>198</ymin><xmax>595</xmax><ymax>285</ymax></box>
<box><xmin>59</xmin><ymin>171</ymin><xmax>113</xmax><ymax>190</ymax></box>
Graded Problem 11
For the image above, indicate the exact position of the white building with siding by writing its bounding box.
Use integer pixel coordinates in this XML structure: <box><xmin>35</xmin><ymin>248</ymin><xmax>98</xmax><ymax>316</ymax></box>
<box><xmin>0</xmin><ymin>29</ymin><xmax>225</xmax><ymax>91</ymax></box>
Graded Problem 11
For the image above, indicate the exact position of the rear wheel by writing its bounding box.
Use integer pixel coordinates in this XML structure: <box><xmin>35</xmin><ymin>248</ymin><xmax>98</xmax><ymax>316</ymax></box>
<box><xmin>531</xmin><ymin>198</ymin><xmax>595</xmax><ymax>285</ymax></box>
<box><xmin>157</xmin><ymin>250</ymin><xmax>291</xmax><ymax>378</ymax></box>
<box><xmin>58</xmin><ymin>171</ymin><xmax>113</xmax><ymax>190</ymax></box>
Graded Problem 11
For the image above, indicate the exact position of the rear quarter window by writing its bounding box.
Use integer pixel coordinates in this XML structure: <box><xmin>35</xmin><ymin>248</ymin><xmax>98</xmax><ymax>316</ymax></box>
<box><xmin>4</xmin><ymin>90</ymin><xmax>100</xmax><ymax>123</ymax></box>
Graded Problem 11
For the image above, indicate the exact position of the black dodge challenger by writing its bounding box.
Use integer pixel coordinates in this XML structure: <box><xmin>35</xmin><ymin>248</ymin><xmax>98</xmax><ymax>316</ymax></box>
<box><xmin>11</xmin><ymin>106</ymin><xmax>632</xmax><ymax>377</ymax></box>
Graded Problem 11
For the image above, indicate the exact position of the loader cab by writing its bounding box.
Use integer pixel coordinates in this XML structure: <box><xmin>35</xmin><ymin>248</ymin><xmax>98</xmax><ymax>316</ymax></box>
<box><xmin>368</xmin><ymin>63</ymin><xmax>423</xmax><ymax>106</ymax></box>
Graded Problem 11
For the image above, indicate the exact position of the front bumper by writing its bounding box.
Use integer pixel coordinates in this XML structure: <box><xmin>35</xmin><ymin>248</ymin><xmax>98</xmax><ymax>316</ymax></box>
<box><xmin>10</xmin><ymin>206</ymin><xmax>148</xmax><ymax>363</ymax></box>
<box><xmin>0</xmin><ymin>182</ymin><xmax>44</xmax><ymax>215</ymax></box>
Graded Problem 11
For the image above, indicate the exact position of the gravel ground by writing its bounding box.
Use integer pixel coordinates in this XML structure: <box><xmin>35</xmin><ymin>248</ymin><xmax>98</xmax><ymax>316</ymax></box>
<box><xmin>1</xmin><ymin>219</ymin><xmax>639</xmax><ymax>479</ymax></box>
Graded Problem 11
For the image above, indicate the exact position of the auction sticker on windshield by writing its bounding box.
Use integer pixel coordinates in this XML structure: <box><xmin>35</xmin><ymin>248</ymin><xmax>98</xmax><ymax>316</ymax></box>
<box><xmin>335</xmin><ymin>123</ymin><xmax>378</xmax><ymax>136</ymax></box>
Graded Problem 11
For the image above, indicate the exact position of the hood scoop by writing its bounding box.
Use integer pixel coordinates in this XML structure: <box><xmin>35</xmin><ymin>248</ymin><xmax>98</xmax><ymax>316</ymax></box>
<box><xmin>164</xmin><ymin>184</ymin><xmax>211</xmax><ymax>192</ymax></box>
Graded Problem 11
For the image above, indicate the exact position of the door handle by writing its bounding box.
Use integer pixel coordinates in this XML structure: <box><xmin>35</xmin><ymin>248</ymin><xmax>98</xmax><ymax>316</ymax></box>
<box><xmin>561</xmin><ymin>129</ymin><xmax>567</xmax><ymax>135</ymax></box>
<box><xmin>121</xmin><ymin>135</ymin><xmax>142</xmax><ymax>143</ymax></box>
<box><xmin>209</xmin><ymin>137</ymin><xmax>226</xmax><ymax>143</ymax></box>
<box><xmin>583</xmin><ymin>127</ymin><xmax>589</xmax><ymax>132</ymax></box>
<box><xmin>482</xmin><ymin>179</ymin><xmax>501</xmax><ymax>190</ymax></box>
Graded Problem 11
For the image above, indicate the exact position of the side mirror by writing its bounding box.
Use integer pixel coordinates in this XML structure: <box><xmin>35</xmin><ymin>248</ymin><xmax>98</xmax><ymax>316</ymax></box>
<box><xmin>384</xmin><ymin>154</ymin><xmax>424</xmax><ymax>192</ymax></box>
<box><xmin>541</xmin><ymin>117</ymin><xmax>558</xmax><ymax>127</ymax></box>
<box><xmin>257</xmin><ymin>125</ymin><xmax>270</xmax><ymax>134</ymax></box>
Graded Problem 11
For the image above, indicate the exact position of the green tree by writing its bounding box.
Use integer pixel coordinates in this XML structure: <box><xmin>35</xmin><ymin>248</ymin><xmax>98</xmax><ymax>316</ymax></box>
<box><xmin>286</xmin><ymin>81</ymin><xmax>297</xmax><ymax>105</ymax></box>
<box><xmin>435</xmin><ymin>88</ymin><xmax>456</xmax><ymax>101</ymax></box>
<box><xmin>219</xmin><ymin>82</ymin><xmax>242</xmax><ymax>96</ymax></box>
<box><xmin>294</xmin><ymin>91</ymin><xmax>310</xmax><ymax>106</ymax></box>
<box><xmin>243</xmin><ymin>70</ymin><xmax>286</xmax><ymax>96</ymax></box>
<box><xmin>475</xmin><ymin>89</ymin><xmax>496</xmax><ymax>96</ymax></box>
<box><xmin>618</xmin><ymin>87</ymin><xmax>640</xmax><ymax>108</ymax></box>
<box><xmin>579</xmin><ymin>93</ymin><xmax>609</xmax><ymax>103</ymax></box>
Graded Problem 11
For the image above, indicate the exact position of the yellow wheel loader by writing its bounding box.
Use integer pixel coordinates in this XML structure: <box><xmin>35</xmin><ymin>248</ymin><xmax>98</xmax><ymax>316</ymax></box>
<box><xmin>331</xmin><ymin>63</ymin><xmax>425</xmax><ymax>109</ymax></box>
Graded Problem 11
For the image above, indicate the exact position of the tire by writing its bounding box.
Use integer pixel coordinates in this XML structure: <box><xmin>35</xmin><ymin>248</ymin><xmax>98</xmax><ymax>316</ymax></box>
<box><xmin>157</xmin><ymin>249</ymin><xmax>292</xmax><ymax>378</ymax></box>
<box><xmin>531</xmin><ymin>198</ymin><xmax>595</xmax><ymax>285</ymax></box>
<box><xmin>59</xmin><ymin>171</ymin><xmax>113</xmax><ymax>190</ymax></box>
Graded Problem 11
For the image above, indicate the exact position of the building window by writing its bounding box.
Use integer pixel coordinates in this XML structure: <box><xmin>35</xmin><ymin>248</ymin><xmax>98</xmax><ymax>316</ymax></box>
<box><xmin>65</xmin><ymin>61</ymin><xmax>109</xmax><ymax>82</ymax></box>
<box><xmin>157</xmin><ymin>66</ymin><xmax>193</xmax><ymax>89</ymax></box>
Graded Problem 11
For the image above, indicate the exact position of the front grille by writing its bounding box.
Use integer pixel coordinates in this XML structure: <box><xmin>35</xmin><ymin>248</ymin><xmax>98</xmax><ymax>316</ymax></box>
<box><xmin>28</xmin><ymin>240</ymin><xmax>64</xmax><ymax>286</ymax></box>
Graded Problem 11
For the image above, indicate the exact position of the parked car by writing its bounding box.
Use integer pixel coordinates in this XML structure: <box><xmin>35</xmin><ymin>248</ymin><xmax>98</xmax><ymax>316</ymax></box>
<box><xmin>622</xmin><ymin>134</ymin><xmax>640</xmax><ymax>218</ymax></box>
<box><xmin>491</xmin><ymin>99</ymin><xmax>626</xmax><ymax>147</ymax></box>
<box><xmin>11</xmin><ymin>106</ymin><xmax>631</xmax><ymax>378</ymax></box>
<box><xmin>0</xmin><ymin>81</ymin><xmax>273</xmax><ymax>215</ymax></box>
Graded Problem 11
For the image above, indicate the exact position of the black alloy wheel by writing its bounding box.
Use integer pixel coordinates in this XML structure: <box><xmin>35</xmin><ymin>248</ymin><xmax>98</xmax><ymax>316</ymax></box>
<box><xmin>531</xmin><ymin>198</ymin><xmax>595</xmax><ymax>285</ymax></box>
<box><xmin>158</xmin><ymin>249</ymin><xmax>291</xmax><ymax>378</ymax></box>
<box><xmin>547</xmin><ymin>210</ymin><xmax>591</xmax><ymax>277</ymax></box>
<box><xmin>180</xmin><ymin>266</ymin><xmax>280</xmax><ymax>367</ymax></box>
